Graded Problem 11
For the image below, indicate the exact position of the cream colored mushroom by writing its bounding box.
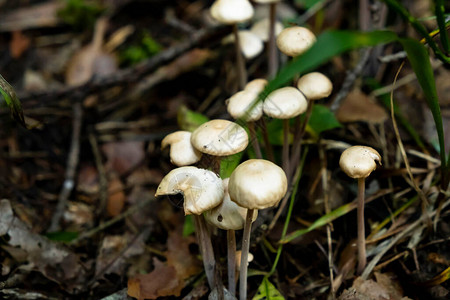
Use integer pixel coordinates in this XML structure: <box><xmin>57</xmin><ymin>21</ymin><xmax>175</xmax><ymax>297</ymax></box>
<box><xmin>223</xmin><ymin>30</ymin><xmax>264</xmax><ymax>59</ymax></box>
<box><xmin>210</xmin><ymin>0</ymin><xmax>254</xmax><ymax>24</ymax></box>
<box><xmin>250</xmin><ymin>17</ymin><xmax>283</xmax><ymax>42</ymax></box>
<box><xmin>276</xmin><ymin>26</ymin><xmax>316</xmax><ymax>57</ymax></box>
<box><xmin>226</xmin><ymin>90</ymin><xmax>263</xmax><ymax>122</ymax></box>
<box><xmin>296</xmin><ymin>72</ymin><xmax>333</xmax><ymax>100</ymax></box>
<box><xmin>244</xmin><ymin>78</ymin><xmax>268</xmax><ymax>94</ymax></box>
<box><xmin>263</xmin><ymin>86</ymin><xmax>308</xmax><ymax>119</ymax></box>
<box><xmin>161</xmin><ymin>131</ymin><xmax>202</xmax><ymax>166</ymax></box>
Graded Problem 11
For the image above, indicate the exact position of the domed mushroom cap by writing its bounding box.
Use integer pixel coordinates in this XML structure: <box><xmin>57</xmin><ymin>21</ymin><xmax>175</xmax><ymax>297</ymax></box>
<box><xmin>226</xmin><ymin>90</ymin><xmax>263</xmax><ymax>122</ymax></box>
<box><xmin>223</xmin><ymin>30</ymin><xmax>264</xmax><ymax>59</ymax></box>
<box><xmin>339</xmin><ymin>146</ymin><xmax>381</xmax><ymax>179</ymax></box>
<box><xmin>250</xmin><ymin>18</ymin><xmax>283</xmax><ymax>42</ymax></box>
<box><xmin>244</xmin><ymin>78</ymin><xmax>268</xmax><ymax>94</ymax></box>
<box><xmin>263</xmin><ymin>86</ymin><xmax>308</xmax><ymax>119</ymax></box>
<box><xmin>210</xmin><ymin>0</ymin><xmax>254</xmax><ymax>24</ymax></box>
<box><xmin>276</xmin><ymin>26</ymin><xmax>316</xmax><ymax>57</ymax></box>
<box><xmin>205</xmin><ymin>178</ymin><xmax>258</xmax><ymax>230</ymax></box>
<box><xmin>155</xmin><ymin>167</ymin><xmax>224</xmax><ymax>215</ymax></box>
<box><xmin>296</xmin><ymin>72</ymin><xmax>333</xmax><ymax>100</ymax></box>
<box><xmin>191</xmin><ymin>119</ymin><xmax>249</xmax><ymax>156</ymax></box>
<box><xmin>228</xmin><ymin>159</ymin><xmax>287</xmax><ymax>209</ymax></box>
<box><xmin>161</xmin><ymin>131</ymin><xmax>202</xmax><ymax>166</ymax></box>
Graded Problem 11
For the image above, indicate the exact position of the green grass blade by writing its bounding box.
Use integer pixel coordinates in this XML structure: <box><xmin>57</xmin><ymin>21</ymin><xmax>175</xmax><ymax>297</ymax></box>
<box><xmin>261</xmin><ymin>30</ymin><xmax>398</xmax><ymax>98</ymax></box>
<box><xmin>434</xmin><ymin>0</ymin><xmax>450</xmax><ymax>53</ymax></box>
<box><xmin>0</xmin><ymin>74</ymin><xmax>25</xmax><ymax>126</ymax></box>
<box><xmin>399</xmin><ymin>38</ymin><xmax>448</xmax><ymax>187</ymax></box>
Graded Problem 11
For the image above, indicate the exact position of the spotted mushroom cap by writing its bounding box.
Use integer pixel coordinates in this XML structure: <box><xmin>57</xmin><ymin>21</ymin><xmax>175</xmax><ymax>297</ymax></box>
<box><xmin>210</xmin><ymin>0</ymin><xmax>254</xmax><ymax>24</ymax></box>
<box><xmin>191</xmin><ymin>119</ymin><xmax>249</xmax><ymax>156</ymax></box>
<box><xmin>276</xmin><ymin>26</ymin><xmax>316</xmax><ymax>57</ymax></box>
<box><xmin>339</xmin><ymin>146</ymin><xmax>381</xmax><ymax>179</ymax></box>
<box><xmin>161</xmin><ymin>131</ymin><xmax>202</xmax><ymax>166</ymax></box>
<box><xmin>296</xmin><ymin>72</ymin><xmax>333</xmax><ymax>100</ymax></box>
<box><xmin>263</xmin><ymin>86</ymin><xmax>308</xmax><ymax>119</ymax></box>
<box><xmin>155</xmin><ymin>166</ymin><xmax>224</xmax><ymax>215</ymax></box>
<box><xmin>205</xmin><ymin>178</ymin><xmax>258</xmax><ymax>230</ymax></box>
<box><xmin>228</xmin><ymin>159</ymin><xmax>287</xmax><ymax>209</ymax></box>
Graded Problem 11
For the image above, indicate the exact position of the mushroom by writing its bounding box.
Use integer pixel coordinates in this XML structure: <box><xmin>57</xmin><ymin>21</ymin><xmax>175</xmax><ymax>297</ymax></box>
<box><xmin>228</xmin><ymin>159</ymin><xmax>287</xmax><ymax>300</ymax></box>
<box><xmin>339</xmin><ymin>146</ymin><xmax>381</xmax><ymax>274</ymax></box>
<box><xmin>210</xmin><ymin>0</ymin><xmax>254</xmax><ymax>89</ymax></box>
<box><xmin>155</xmin><ymin>166</ymin><xmax>224</xmax><ymax>288</ymax></box>
<box><xmin>289</xmin><ymin>72</ymin><xmax>333</xmax><ymax>179</ymax></box>
<box><xmin>252</xmin><ymin>0</ymin><xmax>282</xmax><ymax>78</ymax></box>
<box><xmin>263</xmin><ymin>86</ymin><xmax>308</xmax><ymax>175</ymax></box>
<box><xmin>223</xmin><ymin>30</ymin><xmax>264</xmax><ymax>60</ymax></box>
<box><xmin>191</xmin><ymin>119</ymin><xmax>249</xmax><ymax>173</ymax></box>
<box><xmin>276</xmin><ymin>26</ymin><xmax>316</xmax><ymax>57</ymax></box>
<box><xmin>161</xmin><ymin>131</ymin><xmax>202</xmax><ymax>166</ymax></box>
<box><xmin>205</xmin><ymin>178</ymin><xmax>257</xmax><ymax>296</ymax></box>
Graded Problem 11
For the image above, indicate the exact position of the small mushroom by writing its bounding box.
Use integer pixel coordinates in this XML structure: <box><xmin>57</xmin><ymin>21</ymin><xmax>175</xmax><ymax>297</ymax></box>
<box><xmin>276</xmin><ymin>26</ymin><xmax>316</xmax><ymax>57</ymax></box>
<box><xmin>339</xmin><ymin>146</ymin><xmax>381</xmax><ymax>274</ymax></box>
<box><xmin>228</xmin><ymin>159</ymin><xmax>287</xmax><ymax>300</ymax></box>
<box><xmin>161</xmin><ymin>131</ymin><xmax>202</xmax><ymax>166</ymax></box>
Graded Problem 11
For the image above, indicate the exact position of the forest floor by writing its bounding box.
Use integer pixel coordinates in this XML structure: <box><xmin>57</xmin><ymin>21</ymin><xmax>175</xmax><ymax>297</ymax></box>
<box><xmin>0</xmin><ymin>0</ymin><xmax>449</xmax><ymax>299</ymax></box>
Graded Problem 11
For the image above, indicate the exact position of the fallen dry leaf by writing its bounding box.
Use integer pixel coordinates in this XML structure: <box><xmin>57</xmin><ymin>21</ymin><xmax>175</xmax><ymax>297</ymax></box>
<box><xmin>166</xmin><ymin>227</ymin><xmax>201</xmax><ymax>280</ymax></box>
<box><xmin>9</xmin><ymin>31</ymin><xmax>31</xmax><ymax>58</ymax></box>
<box><xmin>107</xmin><ymin>177</ymin><xmax>125</xmax><ymax>217</ymax></box>
<box><xmin>127</xmin><ymin>257</ymin><xmax>183</xmax><ymax>300</ymax></box>
<box><xmin>338</xmin><ymin>275</ymin><xmax>412</xmax><ymax>300</ymax></box>
<box><xmin>0</xmin><ymin>199</ymin><xmax>86</xmax><ymax>292</ymax></box>
<box><xmin>336</xmin><ymin>88</ymin><xmax>388</xmax><ymax>124</ymax></box>
<box><xmin>102</xmin><ymin>141</ymin><xmax>145</xmax><ymax>175</ymax></box>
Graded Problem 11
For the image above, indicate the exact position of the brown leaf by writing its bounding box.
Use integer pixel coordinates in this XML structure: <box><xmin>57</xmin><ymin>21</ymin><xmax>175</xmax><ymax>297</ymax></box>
<box><xmin>102</xmin><ymin>141</ymin><xmax>145</xmax><ymax>175</ymax></box>
<box><xmin>127</xmin><ymin>258</ymin><xmax>183</xmax><ymax>300</ymax></box>
<box><xmin>9</xmin><ymin>31</ymin><xmax>31</xmax><ymax>58</ymax></box>
<box><xmin>107</xmin><ymin>177</ymin><xmax>125</xmax><ymax>217</ymax></box>
<box><xmin>336</xmin><ymin>88</ymin><xmax>388</xmax><ymax>124</ymax></box>
<box><xmin>338</xmin><ymin>276</ymin><xmax>412</xmax><ymax>300</ymax></box>
<box><xmin>166</xmin><ymin>228</ymin><xmax>201</xmax><ymax>280</ymax></box>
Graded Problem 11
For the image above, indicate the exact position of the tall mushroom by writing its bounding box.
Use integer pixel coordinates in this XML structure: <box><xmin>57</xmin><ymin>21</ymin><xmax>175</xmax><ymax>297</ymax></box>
<box><xmin>155</xmin><ymin>166</ymin><xmax>224</xmax><ymax>288</ymax></box>
<box><xmin>228</xmin><ymin>159</ymin><xmax>287</xmax><ymax>300</ymax></box>
<box><xmin>339</xmin><ymin>146</ymin><xmax>381</xmax><ymax>274</ymax></box>
<box><xmin>263</xmin><ymin>86</ymin><xmax>308</xmax><ymax>175</ymax></box>
<box><xmin>205</xmin><ymin>178</ymin><xmax>257</xmax><ymax>296</ymax></box>
<box><xmin>210</xmin><ymin>0</ymin><xmax>254</xmax><ymax>89</ymax></box>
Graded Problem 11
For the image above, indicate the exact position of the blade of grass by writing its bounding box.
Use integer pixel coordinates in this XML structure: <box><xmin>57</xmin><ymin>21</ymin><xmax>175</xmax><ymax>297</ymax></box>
<box><xmin>0</xmin><ymin>74</ymin><xmax>25</xmax><ymax>126</ymax></box>
<box><xmin>434</xmin><ymin>0</ymin><xmax>450</xmax><ymax>53</ymax></box>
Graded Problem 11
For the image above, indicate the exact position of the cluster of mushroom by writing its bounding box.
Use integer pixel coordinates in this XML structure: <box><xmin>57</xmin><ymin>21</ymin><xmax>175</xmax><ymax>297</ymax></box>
<box><xmin>156</xmin><ymin>119</ymin><xmax>287</xmax><ymax>299</ymax></box>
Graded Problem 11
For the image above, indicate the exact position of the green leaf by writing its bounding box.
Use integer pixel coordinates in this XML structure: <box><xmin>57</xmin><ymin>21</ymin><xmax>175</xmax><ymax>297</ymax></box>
<box><xmin>183</xmin><ymin>215</ymin><xmax>195</xmax><ymax>237</ymax></box>
<box><xmin>45</xmin><ymin>231</ymin><xmax>79</xmax><ymax>242</ymax></box>
<box><xmin>295</xmin><ymin>0</ymin><xmax>326</xmax><ymax>9</ymax></box>
<box><xmin>253</xmin><ymin>277</ymin><xmax>285</xmax><ymax>300</ymax></box>
<box><xmin>399</xmin><ymin>38</ymin><xmax>448</xmax><ymax>186</ymax></box>
<box><xmin>308</xmin><ymin>104</ymin><xmax>342</xmax><ymax>135</ymax></box>
<box><xmin>0</xmin><ymin>74</ymin><xmax>25</xmax><ymax>126</ymax></box>
<box><xmin>262</xmin><ymin>30</ymin><xmax>397</xmax><ymax>97</ymax></box>
<box><xmin>220</xmin><ymin>151</ymin><xmax>244</xmax><ymax>178</ymax></box>
<box><xmin>280</xmin><ymin>200</ymin><xmax>358</xmax><ymax>244</ymax></box>
<box><xmin>434</xmin><ymin>0</ymin><xmax>450</xmax><ymax>53</ymax></box>
<box><xmin>177</xmin><ymin>105</ymin><xmax>209</xmax><ymax>132</ymax></box>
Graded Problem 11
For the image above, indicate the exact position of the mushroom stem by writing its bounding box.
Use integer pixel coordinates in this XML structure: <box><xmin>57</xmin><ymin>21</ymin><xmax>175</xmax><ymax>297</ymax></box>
<box><xmin>194</xmin><ymin>214</ymin><xmax>217</xmax><ymax>289</ymax></box>
<box><xmin>248</xmin><ymin>121</ymin><xmax>262</xmax><ymax>159</ymax></box>
<box><xmin>357</xmin><ymin>177</ymin><xmax>366</xmax><ymax>274</ymax></box>
<box><xmin>267</xmin><ymin>3</ymin><xmax>278</xmax><ymax>79</ymax></box>
<box><xmin>227</xmin><ymin>229</ymin><xmax>237</xmax><ymax>296</ymax></box>
<box><xmin>233</xmin><ymin>24</ymin><xmax>247</xmax><ymax>90</ymax></box>
<box><xmin>239</xmin><ymin>208</ymin><xmax>254</xmax><ymax>300</ymax></box>
<box><xmin>289</xmin><ymin>101</ymin><xmax>314</xmax><ymax>180</ymax></box>
<box><xmin>282</xmin><ymin>119</ymin><xmax>290</xmax><ymax>176</ymax></box>
<box><xmin>260</xmin><ymin>118</ymin><xmax>275</xmax><ymax>162</ymax></box>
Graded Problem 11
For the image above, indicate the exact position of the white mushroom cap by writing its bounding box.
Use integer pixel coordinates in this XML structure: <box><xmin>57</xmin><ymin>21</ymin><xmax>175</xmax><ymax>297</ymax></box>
<box><xmin>155</xmin><ymin>167</ymin><xmax>224</xmax><ymax>215</ymax></box>
<box><xmin>210</xmin><ymin>0</ymin><xmax>254</xmax><ymax>24</ymax></box>
<box><xmin>161</xmin><ymin>131</ymin><xmax>202</xmax><ymax>166</ymax></box>
<box><xmin>226</xmin><ymin>90</ymin><xmax>263</xmax><ymax>122</ymax></box>
<box><xmin>191</xmin><ymin>119</ymin><xmax>249</xmax><ymax>156</ymax></box>
<box><xmin>339</xmin><ymin>146</ymin><xmax>381</xmax><ymax>179</ymax></box>
<box><xmin>244</xmin><ymin>78</ymin><xmax>268</xmax><ymax>94</ymax></box>
<box><xmin>263</xmin><ymin>86</ymin><xmax>308</xmax><ymax>119</ymax></box>
<box><xmin>276</xmin><ymin>26</ymin><xmax>316</xmax><ymax>57</ymax></box>
<box><xmin>296</xmin><ymin>72</ymin><xmax>333</xmax><ymax>100</ymax></box>
<box><xmin>223</xmin><ymin>31</ymin><xmax>264</xmax><ymax>59</ymax></box>
<box><xmin>228</xmin><ymin>159</ymin><xmax>287</xmax><ymax>209</ymax></box>
<box><xmin>250</xmin><ymin>18</ymin><xmax>284</xmax><ymax>42</ymax></box>
<box><xmin>205</xmin><ymin>178</ymin><xmax>258</xmax><ymax>230</ymax></box>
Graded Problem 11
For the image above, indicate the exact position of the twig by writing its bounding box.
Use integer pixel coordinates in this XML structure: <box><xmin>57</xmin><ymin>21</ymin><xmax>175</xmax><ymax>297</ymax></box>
<box><xmin>88</xmin><ymin>130</ymin><xmax>108</xmax><ymax>216</ymax></box>
<box><xmin>48</xmin><ymin>102</ymin><xmax>83</xmax><ymax>232</ymax></box>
